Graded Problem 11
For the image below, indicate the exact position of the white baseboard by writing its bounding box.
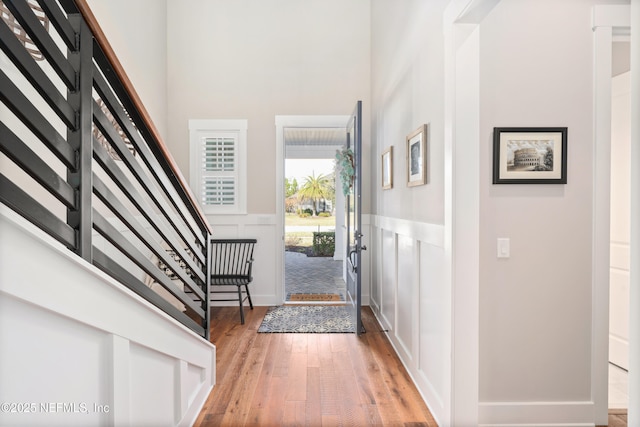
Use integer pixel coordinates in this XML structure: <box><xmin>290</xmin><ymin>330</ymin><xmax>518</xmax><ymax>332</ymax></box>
<box><xmin>479</xmin><ymin>401</ymin><xmax>596</xmax><ymax>426</ymax></box>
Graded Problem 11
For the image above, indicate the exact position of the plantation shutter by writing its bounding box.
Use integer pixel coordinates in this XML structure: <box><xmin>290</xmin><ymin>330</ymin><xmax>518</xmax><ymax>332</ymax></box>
<box><xmin>189</xmin><ymin>119</ymin><xmax>247</xmax><ymax>214</ymax></box>
<box><xmin>201</xmin><ymin>135</ymin><xmax>237</xmax><ymax>206</ymax></box>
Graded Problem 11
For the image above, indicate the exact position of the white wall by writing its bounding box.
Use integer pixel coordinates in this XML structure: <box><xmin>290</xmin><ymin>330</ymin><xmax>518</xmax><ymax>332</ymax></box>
<box><xmin>87</xmin><ymin>0</ymin><xmax>169</xmax><ymax>140</ymax></box>
<box><xmin>370</xmin><ymin>0</ymin><xmax>446</xmax><ymax>225</ymax></box>
<box><xmin>479</xmin><ymin>0</ymin><xmax>592</xmax><ymax>402</ymax></box>
<box><xmin>369</xmin><ymin>0</ymin><xmax>450</xmax><ymax>424</ymax></box>
<box><xmin>371</xmin><ymin>0</ymin><xmax>633</xmax><ymax>425</ymax></box>
<box><xmin>0</xmin><ymin>207</ymin><xmax>215</xmax><ymax>427</ymax></box>
<box><xmin>477</xmin><ymin>0</ymin><xmax>626</xmax><ymax>424</ymax></box>
<box><xmin>163</xmin><ymin>0</ymin><xmax>371</xmax><ymax>305</ymax></box>
<box><xmin>165</xmin><ymin>0</ymin><xmax>371</xmax><ymax>214</ymax></box>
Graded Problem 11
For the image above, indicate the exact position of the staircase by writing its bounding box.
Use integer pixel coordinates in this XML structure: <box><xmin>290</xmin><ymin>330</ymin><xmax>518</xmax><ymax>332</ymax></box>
<box><xmin>0</xmin><ymin>1</ymin><xmax>215</xmax><ymax>425</ymax></box>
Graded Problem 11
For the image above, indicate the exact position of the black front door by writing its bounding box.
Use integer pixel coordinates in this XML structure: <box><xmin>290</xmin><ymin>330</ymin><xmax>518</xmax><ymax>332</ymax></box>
<box><xmin>345</xmin><ymin>101</ymin><xmax>364</xmax><ymax>335</ymax></box>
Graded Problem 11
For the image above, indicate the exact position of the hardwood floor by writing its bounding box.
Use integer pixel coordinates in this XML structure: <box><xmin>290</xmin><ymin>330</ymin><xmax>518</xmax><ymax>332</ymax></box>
<box><xmin>606</xmin><ymin>409</ymin><xmax>627</xmax><ymax>427</ymax></box>
<box><xmin>194</xmin><ymin>305</ymin><xmax>438</xmax><ymax>426</ymax></box>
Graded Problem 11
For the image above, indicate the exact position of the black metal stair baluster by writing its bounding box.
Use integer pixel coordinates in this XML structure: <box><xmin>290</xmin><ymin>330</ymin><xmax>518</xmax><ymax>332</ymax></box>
<box><xmin>66</xmin><ymin>15</ymin><xmax>92</xmax><ymax>261</ymax></box>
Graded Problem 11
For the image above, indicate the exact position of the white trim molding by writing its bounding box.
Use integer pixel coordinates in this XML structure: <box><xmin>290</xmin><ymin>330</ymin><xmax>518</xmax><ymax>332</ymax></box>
<box><xmin>591</xmin><ymin>4</ymin><xmax>632</xmax><ymax>426</ymax></box>
<box><xmin>275</xmin><ymin>115</ymin><xmax>350</xmax><ymax>303</ymax></box>
<box><xmin>188</xmin><ymin>119</ymin><xmax>248</xmax><ymax>215</ymax></box>
<box><xmin>629</xmin><ymin>2</ymin><xmax>640</xmax><ymax>426</ymax></box>
<box><xmin>479</xmin><ymin>401</ymin><xmax>596</xmax><ymax>427</ymax></box>
<box><xmin>443</xmin><ymin>0</ymin><xmax>500</xmax><ymax>425</ymax></box>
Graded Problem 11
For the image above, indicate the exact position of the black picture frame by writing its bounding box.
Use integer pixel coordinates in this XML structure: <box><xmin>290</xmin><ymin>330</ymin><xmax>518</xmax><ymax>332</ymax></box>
<box><xmin>493</xmin><ymin>127</ymin><xmax>568</xmax><ymax>184</ymax></box>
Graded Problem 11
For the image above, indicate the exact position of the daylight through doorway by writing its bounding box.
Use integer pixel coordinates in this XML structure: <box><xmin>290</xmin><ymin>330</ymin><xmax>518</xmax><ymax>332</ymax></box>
<box><xmin>284</xmin><ymin>127</ymin><xmax>347</xmax><ymax>303</ymax></box>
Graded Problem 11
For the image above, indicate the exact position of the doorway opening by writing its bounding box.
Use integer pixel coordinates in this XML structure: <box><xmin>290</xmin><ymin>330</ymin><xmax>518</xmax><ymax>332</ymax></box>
<box><xmin>609</xmin><ymin>39</ymin><xmax>630</xmax><ymax>413</ymax></box>
<box><xmin>283</xmin><ymin>126</ymin><xmax>347</xmax><ymax>303</ymax></box>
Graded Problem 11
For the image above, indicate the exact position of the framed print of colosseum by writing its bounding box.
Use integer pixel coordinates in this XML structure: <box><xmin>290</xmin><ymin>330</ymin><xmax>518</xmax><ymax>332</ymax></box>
<box><xmin>492</xmin><ymin>127</ymin><xmax>567</xmax><ymax>184</ymax></box>
<box><xmin>407</xmin><ymin>124</ymin><xmax>427</xmax><ymax>187</ymax></box>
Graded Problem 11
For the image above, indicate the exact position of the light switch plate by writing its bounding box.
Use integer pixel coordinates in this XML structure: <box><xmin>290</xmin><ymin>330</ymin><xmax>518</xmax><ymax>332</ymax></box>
<box><xmin>497</xmin><ymin>238</ymin><xmax>510</xmax><ymax>258</ymax></box>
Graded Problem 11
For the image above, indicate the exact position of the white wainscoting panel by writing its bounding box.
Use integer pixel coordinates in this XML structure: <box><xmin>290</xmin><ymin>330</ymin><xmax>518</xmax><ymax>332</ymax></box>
<box><xmin>0</xmin><ymin>207</ymin><xmax>215</xmax><ymax>427</ymax></box>
<box><xmin>130</xmin><ymin>343</ymin><xmax>177</xmax><ymax>424</ymax></box>
<box><xmin>370</xmin><ymin>224</ymin><xmax>382</xmax><ymax>312</ymax></box>
<box><xmin>417</xmin><ymin>240</ymin><xmax>447</xmax><ymax>413</ymax></box>
<box><xmin>380</xmin><ymin>228</ymin><xmax>397</xmax><ymax>331</ymax></box>
<box><xmin>396</xmin><ymin>234</ymin><xmax>416</xmax><ymax>362</ymax></box>
<box><xmin>369</xmin><ymin>214</ymin><xmax>446</xmax><ymax>425</ymax></box>
<box><xmin>206</xmin><ymin>214</ymin><xmax>280</xmax><ymax>305</ymax></box>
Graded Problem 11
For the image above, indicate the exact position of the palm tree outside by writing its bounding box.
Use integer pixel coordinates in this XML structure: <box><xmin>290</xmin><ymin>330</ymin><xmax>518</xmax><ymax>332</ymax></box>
<box><xmin>298</xmin><ymin>172</ymin><xmax>332</xmax><ymax>216</ymax></box>
<box><xmin>284</xmin><ymin>160</ymin><xmax>336</xmax><ymax>253</ymax></box>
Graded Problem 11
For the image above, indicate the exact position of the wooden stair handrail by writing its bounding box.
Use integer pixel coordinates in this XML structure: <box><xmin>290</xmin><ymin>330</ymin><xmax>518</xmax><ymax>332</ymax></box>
<box><xmin>73</xmin><ymin>0</ymin><xmax>212</xmax><ymax>235</ymax></box>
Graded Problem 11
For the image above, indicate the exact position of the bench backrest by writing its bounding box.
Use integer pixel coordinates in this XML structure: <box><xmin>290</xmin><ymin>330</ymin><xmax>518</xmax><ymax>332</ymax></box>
<box><xmin>210</xmin><ymin>239</ymin><xmax>257</xmax><ymax>278</ymax></box>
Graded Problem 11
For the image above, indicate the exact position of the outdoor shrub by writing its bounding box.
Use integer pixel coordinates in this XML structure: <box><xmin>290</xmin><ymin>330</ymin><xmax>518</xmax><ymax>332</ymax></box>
<box><xmin>299</xmin><ymin>213</ymin><xmax>311</xmax><ymax>218</ymax></box>
<box><xmin>285</xmin><ymin>234</ymin><xmax>302</xmax><ymax>246</ymax></box>
<box><xmin>318</xmin><ymin>212</ymin><xmax>331</xmax><ymax>217</ymax></box>
<box><xmin>303</xmin><ymin>208</ymin><xmax>313</xmax><ymax>216</ymax></box>
<box><xmin>312</xmin><ymin>232</ymin><xmax>335</xmax><ymax>257</ymax></box>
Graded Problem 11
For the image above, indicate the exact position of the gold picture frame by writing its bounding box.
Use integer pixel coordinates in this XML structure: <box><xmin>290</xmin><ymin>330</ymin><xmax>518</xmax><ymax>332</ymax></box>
<box><xmin>381</xmin><ymin>146</ymin><xmax>393</xmax><ymax>190</ymax></box>
<box><xmin>406</xmin><ymin>124</ymin><xmax>427</xmax><ymax>187</ymax></box>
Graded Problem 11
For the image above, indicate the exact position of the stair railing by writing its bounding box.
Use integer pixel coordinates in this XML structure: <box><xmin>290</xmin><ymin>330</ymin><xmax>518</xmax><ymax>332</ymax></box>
<box><xmin>0</xmin><ymin>0</ymin><xmax>212</xmax><ymax>339</ymax></box>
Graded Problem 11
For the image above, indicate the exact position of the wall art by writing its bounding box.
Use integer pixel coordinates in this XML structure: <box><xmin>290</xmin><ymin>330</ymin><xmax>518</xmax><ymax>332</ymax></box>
<box><xmin>493</xmin><ymin>127</ymin><xmax>567</xmax><ymax>184</ymax></box>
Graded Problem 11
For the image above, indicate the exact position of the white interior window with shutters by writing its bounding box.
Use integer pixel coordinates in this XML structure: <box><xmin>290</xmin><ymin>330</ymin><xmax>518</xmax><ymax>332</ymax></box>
<box><xmin>189</xmin><ymin>119</ymin><xmax>247</xmax><ymax>215</ymax></box>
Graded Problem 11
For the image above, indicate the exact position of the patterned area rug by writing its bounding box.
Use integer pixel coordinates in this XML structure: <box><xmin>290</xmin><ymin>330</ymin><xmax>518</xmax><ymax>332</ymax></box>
<box><xmin>258</xmin><ymin>305</ymin><xmax>354</xmax><ymax>333</ymax></box>
<box><xmin>288</xmin><ymin>293</ymin><xmax>343</xmax><ymax>302</ymax></box>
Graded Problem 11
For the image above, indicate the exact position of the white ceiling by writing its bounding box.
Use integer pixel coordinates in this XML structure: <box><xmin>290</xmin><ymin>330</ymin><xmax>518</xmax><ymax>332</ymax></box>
<box><xmin>284</xmin><ymin>127</ymin><xmax>346</xmax><ymax>159</ymax></box>
<box><xmin>284</xmin><ymin>127</ymin><xmax>346</xmax><ymax>147</ymax></box>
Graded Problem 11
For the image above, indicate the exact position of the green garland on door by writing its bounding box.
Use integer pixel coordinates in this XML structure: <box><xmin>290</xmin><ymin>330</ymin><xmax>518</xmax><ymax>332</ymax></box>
<box><xmin>336</xmin><ymin>147</ymin><xmax>355</xmax><ymax>196</ymax></box>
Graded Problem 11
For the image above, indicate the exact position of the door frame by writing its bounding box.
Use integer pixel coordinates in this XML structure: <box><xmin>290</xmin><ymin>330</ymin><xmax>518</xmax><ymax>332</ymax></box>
<box><xmin>592</xmin><ymin>5</ymin><xmax>633</xmax><ymax>425</ymax></box>
<box><xmin>443</xmin><ymin>1</ymin><xmax>500</xmax><ymax>424</ymax></box>
<box><xmin>345</xmin><ymin>101</ymin><xmax>364</xmax><ymax>335</ymax></box>
<box><xmin>275</xmin><ymin>115</ymin><xmax>350</xmax><ymax>303</ymax></box>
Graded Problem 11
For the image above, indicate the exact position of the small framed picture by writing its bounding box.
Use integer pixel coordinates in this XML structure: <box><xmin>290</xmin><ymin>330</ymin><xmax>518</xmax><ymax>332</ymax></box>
<box><xmin>493</xmin><ymin>127</ymin><xmax>567</xmax><ymax>184</ymax></box>
<box><xmin>407</xmin><ymin>124</ymin><xmax>427</xmax><ymax>187</ymax></box>
<box><xmin>381</xmin><ymin>146</ymin><xmax>393</xmax><ymax>190</ymax></box>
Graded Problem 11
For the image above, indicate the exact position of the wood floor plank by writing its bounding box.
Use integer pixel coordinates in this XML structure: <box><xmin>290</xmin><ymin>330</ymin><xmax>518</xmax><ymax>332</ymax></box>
<box><xmin>261</xmin><ymin>374</ymin><xmax>287</xmax><ymax>425</ymax></box>
<box><xmin>194</xmin><ymin>306</ymin><xmax>438</xmax><ymax>427</ymax></box>
<box><xmin>283</xmin><ymin>400</ymin><xmax>306</xmax><ymax>426</ymax></box>
<box><xmin>304</xmin><ymin>366</ymin><xmax>322</xmax><ymax>425</ymax></box>
<box><xmin>346</xmin><ymin>331</ymin><xmax>378</xmax><ymax>405</ymax></box>
<box><xmin>291</xmin><ymin>333</ymin><xmax>308</xmax><ymax>354</ymax></box>
<box><xmin>273</xmin><ymin>333</ymin><xmax>294</xmax><ymax>377</ymax></box>
<box><xmin>321</xmin><ymin>414</ymin><xmax>341</xmax><ymax>426</ymax></box>
<box><xmin>318</xmin><ymin>345</ymin><xmax>341</xmax><ymax>417</ymax></box>
<box><xmin>607</xmin><ymin>412</ymin><xmax>628</xmax><ymax>427</ymax></box>
<box><xmin>361</xmin><ymin>403</ymin><xmax>385</xmax><ymax>425</ymax></box>
<box><xmin>307</xmin><ymin>334</ymin><xmax>320</xmax><ymax>368</ymax></box>
<box><xmin>332</xmin><ymin>348</ymin><xmax>372</xmax><ymax>424</ymax></box>
<box><xmin>329</xmin><ymin>332</ymin><xmax>349</xmax><ymax>353</ymax></box>
<box><xmin>249</xmin><ymin>332</ymin><xmax>281</xmax><ymax>411</ymax></box>
<box><xmin>218</xmin><ymin>333</ymin><xmax>271</xmax><ymax>426</ymax></box>
<box><xmin>286</xmin><ymin>351</ymin><xmax>308</xmax><ymax>401</ymax></box>
<box><xmin>364</xmin><ymin>322</ymin><xmax>437</xmax><ymax>425</ymax></box>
